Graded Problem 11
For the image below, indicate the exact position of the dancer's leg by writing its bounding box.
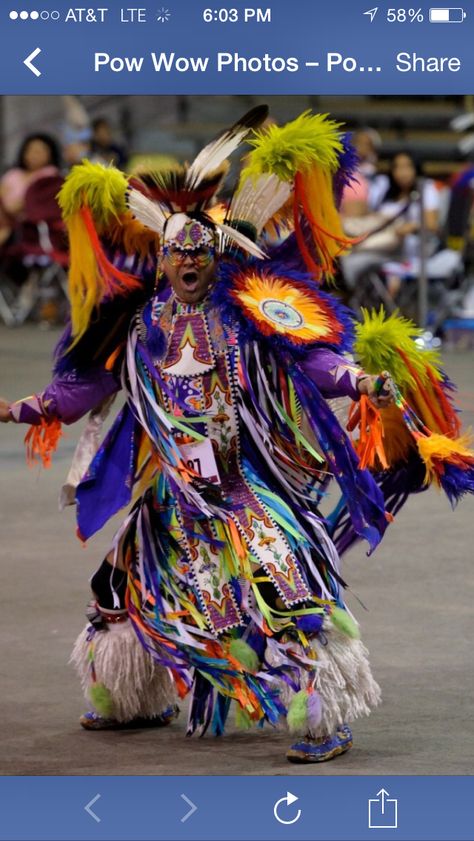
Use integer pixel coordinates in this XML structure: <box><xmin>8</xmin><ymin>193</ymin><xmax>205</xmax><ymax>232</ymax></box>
<box><xmin>71</xmin><ymin>554</ymin><xmax>178</xmax><ymax>730</ymax></box>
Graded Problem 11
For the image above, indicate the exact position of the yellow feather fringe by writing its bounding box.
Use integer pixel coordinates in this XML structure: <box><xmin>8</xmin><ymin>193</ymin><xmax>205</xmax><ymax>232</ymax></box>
<box><xmin>239</xmin><ymin>111</ymin><xmax>350</xmax><ymax>279</ymax></box>
<box><xmin>67</xmin><ymin>212</ymin><xmax>104</xmax><ymax>340</ymax></box>
<box><xmin>301</xmin><ymin>163</ymin><xmax>352</xmax><ymax>277</ymax></box>
<box><xmin>417</xmin><ymin>432</ymin><xmax>474</xmax><ymax>485</ymax></box>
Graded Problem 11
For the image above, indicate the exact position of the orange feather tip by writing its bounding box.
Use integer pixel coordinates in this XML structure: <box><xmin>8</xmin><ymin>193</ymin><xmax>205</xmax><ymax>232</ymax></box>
<box><xmin>24</xmin><ymin>418</ymin><xmax>62</xmax><ymax>469</ymax></box>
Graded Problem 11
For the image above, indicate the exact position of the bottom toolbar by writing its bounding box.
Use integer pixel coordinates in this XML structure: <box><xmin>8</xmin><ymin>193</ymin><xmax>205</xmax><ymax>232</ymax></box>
<box><xmin>0</xmin><ymin>775</ymin><xmax>472</xmax><ymax>840</ymax></box>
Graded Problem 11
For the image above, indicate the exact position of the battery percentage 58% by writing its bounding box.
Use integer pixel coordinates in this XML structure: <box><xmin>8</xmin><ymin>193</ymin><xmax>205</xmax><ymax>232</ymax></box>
<box><xmin>388</xmin><ymin>8</ymin><xmax>424</xmax><ymax>21</ymax></box>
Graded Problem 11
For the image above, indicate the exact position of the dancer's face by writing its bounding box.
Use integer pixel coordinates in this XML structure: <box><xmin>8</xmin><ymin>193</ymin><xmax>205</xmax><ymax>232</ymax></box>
<box><xmin>160</xmin><ymin>218</ymin><xmax>217</xmax><ymax>304</ymax></box>
<box><xmin>161</xmin><ymin>246</ymin><xmax>216</xmax><ymax>304</ymax></box>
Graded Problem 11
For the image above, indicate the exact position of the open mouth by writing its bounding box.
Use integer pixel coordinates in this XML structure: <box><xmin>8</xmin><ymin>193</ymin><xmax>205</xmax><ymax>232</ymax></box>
<box><xmin>181</xmin><ymin>270</ymin><xmax>199</xmax><ymax>290</ymax></box>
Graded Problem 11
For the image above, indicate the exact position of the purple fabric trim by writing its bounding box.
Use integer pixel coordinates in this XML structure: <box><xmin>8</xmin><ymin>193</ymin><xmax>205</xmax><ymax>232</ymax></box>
<box><xmin>291</xmin><ymin>361</ymin><xmax>388</xmax><ymax>553</ymax></box>
<box><xmin>9</xmin><ymin>396</ymin><xmax>42</xmax><ymax>425</ymax></box>
<box><xmin>301</xmin><ymin>348</ymin><xmax>362</xmax><ymax>401</ymax></box>
<box><xmin>76</xmin><ymin>404</ymin><xmax>139</xmax><ymax>540</ymax></box>
<box><xmin>10</xmin><ymin>370</ymin><xmax>120</xmax><ymax>426</ymax></box>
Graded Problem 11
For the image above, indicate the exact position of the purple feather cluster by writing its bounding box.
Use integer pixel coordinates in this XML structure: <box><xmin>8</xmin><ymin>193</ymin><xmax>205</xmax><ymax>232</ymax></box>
<box><xmin>334</xmin><ymin>133</ymin><xmax>360</xmax><ymax>208</ymax></box>
<box><xmin>439</xmin><ymin>462</ymin><xmax>474</xmax><ymax>508</ymax></box>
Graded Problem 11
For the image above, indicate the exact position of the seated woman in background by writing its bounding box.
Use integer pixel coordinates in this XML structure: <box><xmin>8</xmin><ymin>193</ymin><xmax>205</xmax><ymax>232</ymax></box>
<box><xmin>341</xmin><ymin>150</ymin><xmax>442</xmax><ymax>300</ymax></box>
<box><xmin>380</xmin><ymin>151</ymin><xmax>440</xmax><ymax>227</ymax></box>
<box><xmin>378</xmin><ymin>151</ymin><xmax>441</xmax><ymax>298</ymax></box>
<box><xmin>0</xmin><ymin>133</ymin><xmax>62</xmax><ymax>248</ymax></box>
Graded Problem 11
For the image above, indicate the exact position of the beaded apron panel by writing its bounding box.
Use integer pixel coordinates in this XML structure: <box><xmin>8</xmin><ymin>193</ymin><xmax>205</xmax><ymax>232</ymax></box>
<box><xmin>156</xmin><ymin>302</ymin><xmax>310</xmax><ymax>634</ymax></box>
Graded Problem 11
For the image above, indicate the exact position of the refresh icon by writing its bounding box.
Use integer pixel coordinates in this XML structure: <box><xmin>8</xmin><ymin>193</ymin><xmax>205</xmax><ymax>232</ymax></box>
<box><xmin>273</xmin><ymin>791</ymin><xmax>302</xmax><ymax>825</ymax></box>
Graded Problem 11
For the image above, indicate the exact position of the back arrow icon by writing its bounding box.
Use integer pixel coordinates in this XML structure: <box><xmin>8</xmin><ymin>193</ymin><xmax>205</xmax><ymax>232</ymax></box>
<box><xmin>84</xmin><ymin>794</ymin><xmax>101</xmax><ymax>823</ymax></box>
<box><xmin>24</xmin><ymin>48</ymin><xmax>42</xmax><ymax>77</ymax></box>
<box><xmin>180</xmin><ymin>794</ymin><xmax>197</xmax><ymax>823</ymax></box>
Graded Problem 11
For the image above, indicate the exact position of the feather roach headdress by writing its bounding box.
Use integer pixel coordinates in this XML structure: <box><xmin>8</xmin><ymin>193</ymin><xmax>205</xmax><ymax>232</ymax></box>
<box><xmin>58</xmin><ymin>106</ymin><xmax>270</xmax><ymax>342</ymax></box>
<box><xmin>126</xmin><ymin>105</ymin><xmax>270</xmax><ymax>260</ymax></box>
<box><xmin>58</xmin><ymin>105</ymin><xmax>356</xmax><ymax>344</ymax></box>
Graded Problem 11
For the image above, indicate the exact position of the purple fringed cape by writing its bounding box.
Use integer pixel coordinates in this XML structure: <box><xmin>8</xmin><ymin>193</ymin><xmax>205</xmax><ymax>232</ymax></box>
<box><xmin>10</xmin><ymin>268</ymin><xmax>393</xmax><ymax>555</ymax></box>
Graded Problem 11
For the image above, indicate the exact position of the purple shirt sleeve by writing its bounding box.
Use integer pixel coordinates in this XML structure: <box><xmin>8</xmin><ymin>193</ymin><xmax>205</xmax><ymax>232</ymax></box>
<box><xmin>9</xmin><ymin>369</ymin><xmax>120</xmax><ymax>425</ymax></box>
<box><xmin>300</xmin><ymin>348</ymin><xmax>363</xmax><ymax>401</ymax></box>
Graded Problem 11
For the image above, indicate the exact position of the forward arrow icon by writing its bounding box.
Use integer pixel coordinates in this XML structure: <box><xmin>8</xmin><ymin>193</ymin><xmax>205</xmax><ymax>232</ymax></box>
<box><xmin>180</xmin><ymin>794</ymin><xmax>198</xmax><ymax>823</ymax></box>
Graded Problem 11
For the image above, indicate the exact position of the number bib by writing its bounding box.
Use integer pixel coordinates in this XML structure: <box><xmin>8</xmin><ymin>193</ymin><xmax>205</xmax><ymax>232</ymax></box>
<box><xmin>181</xmin><ymin>438</ymin><xmax>221</xmax><ymax>485</ymax></box>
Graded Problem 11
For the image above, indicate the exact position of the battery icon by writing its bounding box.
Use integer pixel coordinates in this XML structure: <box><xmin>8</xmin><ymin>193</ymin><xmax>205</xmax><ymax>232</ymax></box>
<box><xmin>429</xmin><ymin>7</ymin><xmax>466</xmax><ymax>22</ymax></box>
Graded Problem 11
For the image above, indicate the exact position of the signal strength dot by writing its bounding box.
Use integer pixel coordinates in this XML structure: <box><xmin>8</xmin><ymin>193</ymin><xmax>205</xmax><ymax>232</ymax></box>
<box><xmin>9</xmin><ymin>9</ymin><xmax>40</xmax><ymax>20</ymax></box>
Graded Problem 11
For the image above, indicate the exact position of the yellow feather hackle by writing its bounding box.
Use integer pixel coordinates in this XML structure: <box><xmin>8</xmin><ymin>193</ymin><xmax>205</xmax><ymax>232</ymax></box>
<box><xmin>58</xmin><ymin>162</ymin><xmax>142</xmax><ymax>343</ymax></box>
<box><xmin>58</xmin><ymin>160</ymin><xmax>128</xmax><ymax>230</ymax></box>
<box><xmin>240</xmin><ymin>111</ymin><xmax>343</xmax><ymax>183</ymax></box>
<box><xmin>355</xmin><ymin>309</ymin><xmax>442</xmax><ymax>392</ymax></box>
<box><xmin>356</xmin><ymin>309</ymin><xmax>460</xmax><ymax>439</ymax></box>
<box><xmin>239</xmin><ymin>112</ymin><xmax>349</xmax><ymax>280</ymax></box>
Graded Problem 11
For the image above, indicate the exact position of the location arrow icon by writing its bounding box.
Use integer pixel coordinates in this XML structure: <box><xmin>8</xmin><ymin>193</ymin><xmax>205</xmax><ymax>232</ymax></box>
<box><xmin>24</xmin><ymin>47</ymin><xmax>42</xmax><ymax>77</ymax></box>
<box><xmin>363</xmin><ymin>7</ymin><xmax>378</xmax><ymax>22</ymax></box>
<box><xmin>180</xmin><ymin>794</ymin><xmax>197</xmax><ymax>823</ymax></box>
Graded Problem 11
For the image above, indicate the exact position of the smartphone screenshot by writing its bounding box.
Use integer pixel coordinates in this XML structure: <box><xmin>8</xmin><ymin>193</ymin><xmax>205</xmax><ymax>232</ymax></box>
<box><xmin>0</xmin><ymin>2</ymin><xmax>473</xmax><ymax>839</ymax></box>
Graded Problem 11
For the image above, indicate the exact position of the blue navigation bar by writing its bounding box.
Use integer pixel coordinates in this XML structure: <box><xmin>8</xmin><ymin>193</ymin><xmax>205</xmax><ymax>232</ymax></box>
<box><xmin>0</xmin><ymin>0</ymin><xmax>472</xmax><ymax>93</ymax></box>
<box><xmin>0</xmin><ymin>775</ymin><xmax>473</xmax><ymax>840</ymax></box>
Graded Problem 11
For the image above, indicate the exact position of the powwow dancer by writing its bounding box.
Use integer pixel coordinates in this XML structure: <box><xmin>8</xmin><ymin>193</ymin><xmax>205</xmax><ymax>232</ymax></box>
<box><xmin>1</xmin><ymin>107</ymin><xmax>474</xmax><ymax>763</ymax></box>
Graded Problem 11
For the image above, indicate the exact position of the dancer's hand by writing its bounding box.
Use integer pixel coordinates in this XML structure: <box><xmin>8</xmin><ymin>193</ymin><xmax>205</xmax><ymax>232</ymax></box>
<box><xmin>0</xmin><ymin>398</ymin><xmax>12</xmax><ymax>422</ymax></box>
<box><xmin>357</xmin><ymin>375</ymin><xmax>394</xmax><ymax>409</ymax></box>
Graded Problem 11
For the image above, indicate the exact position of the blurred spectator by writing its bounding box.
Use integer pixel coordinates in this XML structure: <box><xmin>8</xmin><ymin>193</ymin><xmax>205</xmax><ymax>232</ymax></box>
<box><xmin>340</xmin><ymin>128</ymin><xmax>388</xmax><ymax>217</ymax></box>
<box><xmin>339</xmin><ymin>129</ymin><xmax>395</xmax><ymax>292</ymax></box>
<box><xmin>0</xmin><ymin>133</ymin><xmax>68</xmax><ymax>327</ymax></box>
<box><xmin>90</xmin><ymin>117</ymin><xmax>128</xmax><ymax>169</ymax></box>
<box><xmin>61</xmin><ymin>94</ymin><xmax>92</xmax><ymax>167</ymax></box>
<box><xmin>62</xmin><ymin>138</ymin><xmax>91</xmax><ymax>168</ymax></box>
<box><xmin>342</xmin><ymin>149</ymin><xmax>463</xmax><ymax>325</ymax></box>
<box><xmin>341</xmin><ymin>151</ymin><xmax>440</xmax><ymax>281</ymax></box>
<box><xmin>380</xmin><ymin>152</ymin><xmax>440</xmax><ymax>253</ymax></box>
<box><xmin>0</xmin><ymin>133</ymin><xmax>61</xmax><ymax>246</ymax></box>
<box><xmin>378</xmin><ymin>151</ymin><xmax>441</xmax><ymax>297</ymax></box>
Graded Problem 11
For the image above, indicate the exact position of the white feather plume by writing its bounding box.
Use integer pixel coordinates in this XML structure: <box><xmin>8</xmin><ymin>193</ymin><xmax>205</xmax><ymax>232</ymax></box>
<box><xmin>186</xmin><ymin>106</ymin><xmax>269</xmax><ymax>190</ymax></box>
<box><xmin>229</xmin><ymin>174</ymin><xmax>292</xmax><ymax>235</ymax></box>
<box><xmin>216</xmin><ymin>222</ymin><xmax>267</xmax><ymax>259</ymax></box>
<box><xmin>127</xmin><ymin>188</ymin><xmax>168</xmax><ymax>235</ymax></box>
